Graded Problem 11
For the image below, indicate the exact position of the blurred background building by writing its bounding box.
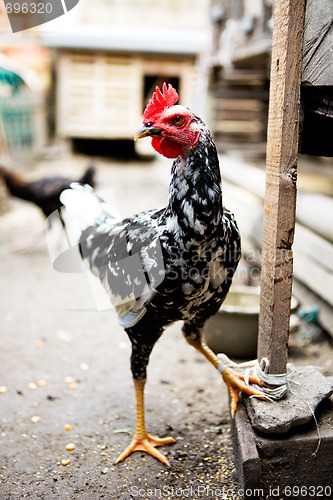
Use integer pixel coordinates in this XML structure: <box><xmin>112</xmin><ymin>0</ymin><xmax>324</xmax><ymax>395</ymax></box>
<box><xmin>1</xmin><ymin>0</ymin><xmax>210</xmax><ymax>159</ymax></box>
<box><xmin>210</xmin><ymin>0</ymin><xmax>272</xmax><ymax>158</ymax></box>
<box><xmin>39</xmin><ymin>0</ymin><xmax>211</xmax><ymax>155</ymax></box>
<box><xmin>0</xmin><ymin>0</ymin><xmax>333</xmax><ymax>338</ymax></box>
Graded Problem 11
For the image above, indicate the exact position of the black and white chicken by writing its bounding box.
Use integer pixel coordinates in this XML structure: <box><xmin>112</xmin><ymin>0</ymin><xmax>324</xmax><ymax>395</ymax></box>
<box><xmin>61</xmin><ymin>83</ymin><xmax>266</xmax><ymax>465</ymax></box>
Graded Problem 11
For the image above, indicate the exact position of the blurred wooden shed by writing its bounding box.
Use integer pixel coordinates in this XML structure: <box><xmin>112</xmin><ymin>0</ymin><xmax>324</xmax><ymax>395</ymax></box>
<box><xmin>45</xmin><ymin>46</ymin><xmax>197</xmax><ymax>142</ymax></box>
<box><xmin>39</xmin><ymin>0</ymin><xmax>210</xmax><ymax>150</ymax></box>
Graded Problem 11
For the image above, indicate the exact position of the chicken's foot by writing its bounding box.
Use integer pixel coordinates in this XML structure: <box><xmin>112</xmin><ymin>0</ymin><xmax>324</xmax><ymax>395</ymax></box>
<box><xmin>116</xmin><ymin>433</ymin><xmax>175</xmax><ymax>466</ymax></box>
<box><xmin>221</xmin><ymin>364</ymin><xmax>268</xmax><ymax>417</ymax></box>
<box><xmin>185</xmin><ymin>337</ymin><xmax>269</xmax><ymax>417</ymax></box>
<box><xmin>115</xmin><ymin>379</ymin><xmax>175</xmax><ymax>465</ymax></box>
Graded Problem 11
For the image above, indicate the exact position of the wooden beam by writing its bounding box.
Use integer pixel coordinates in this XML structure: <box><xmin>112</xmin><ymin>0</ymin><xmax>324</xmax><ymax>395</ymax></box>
<box><xmin>257</xmin><ymin>0</ymin><xmax>305</xmax><ymax>374</ymax></box>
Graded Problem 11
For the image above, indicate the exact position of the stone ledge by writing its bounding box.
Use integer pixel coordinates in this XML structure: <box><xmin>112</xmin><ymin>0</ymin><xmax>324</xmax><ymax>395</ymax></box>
<box><xmin>244</xmin><ymin>366</ymin><xmax>333</xmax><ymax>434</ymax></box>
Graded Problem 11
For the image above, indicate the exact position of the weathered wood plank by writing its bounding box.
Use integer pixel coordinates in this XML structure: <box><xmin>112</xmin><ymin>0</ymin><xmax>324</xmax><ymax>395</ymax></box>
<box><xmin>257</xmin><ymin>0</ymin><xmax>305</xmax><ymax>375</ymax></box>
<box><xmin>293</xmin><ymin>251</ymin><xmax>333</xmax><ymax>307</ymax></box>
<box><xmin>294</xmin><ymin>223</ymin><xmax>333</xmax><ymax>273</ymax></box>
<box><xmin>216</xmin><ymin>89</ymin><xmax>268</xmax><ymax>100</ymax></box>
<box><xmin>296</xmin><ymin>193</ymin><xmax>333</xmax><ymax>243</ymax></box>
<box><xmin>215</xmin><ymin>120</ymin><xmax>264</xmax><ymax>134</ymax></box>
<box><xmin>292</xmin><ymin>279</ymin><xmax>333</xmax><ymax>339</ymax></box>
<box><xmin>216</xmin><ymin>99</ymin><xmax>264</xmax><ymax>111</ymax></box>
<box><xmin>216</xmin><ymin>109</ymin><xmax>263</xmax><ymax>121</ymax></box>
<box><xmin>232</xmin><ymin>403</ymin><xmax>261</xmax><ymax>493</ymax></box>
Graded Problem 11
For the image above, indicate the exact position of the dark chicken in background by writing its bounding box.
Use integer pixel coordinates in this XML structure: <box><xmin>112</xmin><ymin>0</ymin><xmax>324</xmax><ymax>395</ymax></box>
<box><xmin>0</xmin><ymin>164</ymin><xmax>95</xmax><ymax>250</ymax></box>
<box><xmin>61</xmin><ymin>83</ymin><xmax>267</xmax><ymax>466</ymax></box>
<box><xmin>0</xmin><ymin>164</ymin><xmax>95</xmax><ymax>221</ymax></box>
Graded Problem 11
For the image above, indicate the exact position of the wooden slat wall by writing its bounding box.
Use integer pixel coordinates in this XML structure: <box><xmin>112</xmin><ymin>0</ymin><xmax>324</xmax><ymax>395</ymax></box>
<box><xmin>212</xmin><ymin>69</ymin><xmax>269</xmax><ymax>156</ymax></box>
<box><xmin>57</xmin><ymin>53</ymin><xmax>141</xmax><ymax>139</ymax></box>
<box><xmin>56</xmin><ymin>52</ymin><xmax>195</xmax><ymax>141</ymax></box>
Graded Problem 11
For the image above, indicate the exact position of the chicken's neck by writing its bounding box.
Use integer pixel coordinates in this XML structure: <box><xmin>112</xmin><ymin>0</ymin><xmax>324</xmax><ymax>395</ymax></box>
<box><xmin>166</xmin><ymin>129</ymin><xmax>223</xmax><ymax>238</ymax></box>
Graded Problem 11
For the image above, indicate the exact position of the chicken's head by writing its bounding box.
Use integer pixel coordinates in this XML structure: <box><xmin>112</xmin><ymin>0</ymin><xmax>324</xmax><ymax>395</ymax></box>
<box><xmin>135</xmin><ymin>83</ymin><xmax>201</xmax><ymax>159</ymax></box>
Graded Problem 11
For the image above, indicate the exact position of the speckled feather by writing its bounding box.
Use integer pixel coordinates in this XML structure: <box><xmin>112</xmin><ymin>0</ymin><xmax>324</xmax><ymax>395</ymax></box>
<box><xmin>77</xmin><ymin>115</ymin><xmax>240</xmax><ymax>380</ymax></box>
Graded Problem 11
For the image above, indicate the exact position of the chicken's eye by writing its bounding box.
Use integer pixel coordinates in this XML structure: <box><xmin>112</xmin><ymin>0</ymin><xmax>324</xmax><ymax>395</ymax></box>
<box><xmin>172</xmin><ymin>115</ymin><xmax>184</xmax><ymax>126</ymax></box>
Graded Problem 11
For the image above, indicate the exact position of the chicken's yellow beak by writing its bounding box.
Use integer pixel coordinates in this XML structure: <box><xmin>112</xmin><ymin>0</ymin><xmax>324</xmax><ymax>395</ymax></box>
<box><xmin>134</xmin><ymin>124</ymin><xmax>163</xmax><ymax>141</ymax></box>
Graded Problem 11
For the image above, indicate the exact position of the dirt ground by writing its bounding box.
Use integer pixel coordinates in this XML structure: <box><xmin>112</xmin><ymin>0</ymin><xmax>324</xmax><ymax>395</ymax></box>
<box><xmin>0</xmin><ymin>153</ymin><xmax>332</xmax><ymax>500</ymax></box>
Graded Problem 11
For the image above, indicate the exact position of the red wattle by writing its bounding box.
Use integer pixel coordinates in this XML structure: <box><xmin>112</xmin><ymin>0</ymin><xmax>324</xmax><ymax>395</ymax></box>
<box><xmin>151</xmin><ymin>137</ymin><xmax>162</xmax><ymax>155</ymax></box>
<box><xmin>151</xmin><ymin>137</ymin><xmax>182</xmax><ymax>159</ymax></box>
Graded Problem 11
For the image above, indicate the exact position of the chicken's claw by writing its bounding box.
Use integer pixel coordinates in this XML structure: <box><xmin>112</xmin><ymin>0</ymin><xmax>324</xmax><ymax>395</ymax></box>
<box><xmin>116</xmin><ymin>433</ymin><xmax>176</xmax><ymax>466</ymax></box>
<box><xmin>221</xmin><ymin>366</ymin><xmax>269</xmax><ymax>418</ymax></box>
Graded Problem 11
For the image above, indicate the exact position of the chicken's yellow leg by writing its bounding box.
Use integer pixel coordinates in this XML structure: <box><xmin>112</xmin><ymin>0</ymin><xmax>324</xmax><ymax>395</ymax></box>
<box><xmin>185</xmin><ymin>337</ymin><xmax>268</xmax><ymax>417</ymax></box>
<box><xmin>115</xmin><ymin>379</ymin><xmax>175</xmax><ymax>465</ymax></box>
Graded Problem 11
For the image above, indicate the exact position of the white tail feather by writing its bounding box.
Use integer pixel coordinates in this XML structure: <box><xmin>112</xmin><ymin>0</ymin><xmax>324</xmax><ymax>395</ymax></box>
<box><xmin>60</xmin><ymin>183</ymin><xmax>121</xmax><ymax>231</ymax></box>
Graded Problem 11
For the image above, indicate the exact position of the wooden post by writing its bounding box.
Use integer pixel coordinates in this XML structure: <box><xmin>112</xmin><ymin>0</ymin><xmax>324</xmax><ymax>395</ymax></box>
<box><xmin>257</xmin><ymin>0</ymin><xmax>305</xmax><ymax>374</ymax></box>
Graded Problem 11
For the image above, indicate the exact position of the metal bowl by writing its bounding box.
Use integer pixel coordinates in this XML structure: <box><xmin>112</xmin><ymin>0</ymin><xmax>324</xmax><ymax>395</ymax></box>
<box><xmin>204</xmin><ymin>286</ymin><xmax>298</xmax><ymax>359</ymax></box>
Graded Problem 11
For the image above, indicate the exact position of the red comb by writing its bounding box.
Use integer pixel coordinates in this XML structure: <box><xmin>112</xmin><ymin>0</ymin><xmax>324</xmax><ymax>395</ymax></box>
<box><xmin>143</xmin><ymin>82</ymin><xmax>179</xmax><ymax>121</ymax></box>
